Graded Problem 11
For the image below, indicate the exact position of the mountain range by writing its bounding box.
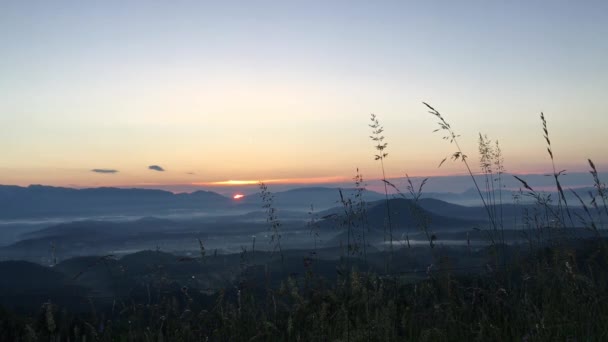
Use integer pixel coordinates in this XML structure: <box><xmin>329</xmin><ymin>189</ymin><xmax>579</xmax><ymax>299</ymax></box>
<box><xmin>0</xmin><ymin>184</ymin><xmax>596</xmax><ymax>220</ymax></box>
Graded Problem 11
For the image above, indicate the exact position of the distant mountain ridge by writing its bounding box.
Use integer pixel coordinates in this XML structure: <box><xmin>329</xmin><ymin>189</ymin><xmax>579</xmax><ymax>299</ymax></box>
<box><xmin>239</xmin><ymin>186</ymin><xmax>387</xmax><ymax>209</ymax></box>
<box><xmin>0</xmin><ymin>183</ymin><xmax>595</xmax><ymax>220</ymax></box>
<box><xmin>317</xmin><ymin>198</ymin><xmax>480</xmax><ymax>231</ymax></box>
<box><xmin>0</xmin><ymin>185</ymin><xmax>390</xmax><ymax>219</ymax></box>
<box><xmin>0</xmin><ymin>185</ymin><xmax>231</xmax><ymax>219</ymax></box>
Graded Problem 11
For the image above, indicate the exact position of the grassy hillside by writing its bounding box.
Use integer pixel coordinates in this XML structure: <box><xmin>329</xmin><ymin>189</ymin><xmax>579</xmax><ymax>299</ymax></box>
<box><xmin>1</xmin><ymin>104</ymin><xmax>607</xmax><ymax>340</ymax></box>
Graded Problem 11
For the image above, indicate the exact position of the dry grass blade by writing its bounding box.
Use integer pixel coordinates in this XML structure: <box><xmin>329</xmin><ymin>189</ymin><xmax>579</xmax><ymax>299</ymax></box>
<box><xmin>513</xmin><ymin>175</ymin><xmax>534</xmax><ymax>192</ymax></box>
<box><xmin>423</xmin><ymin>102</ymin><xmax>497</xmax><ymax>232</ymax></box>
<box><xmin>588</xmin><ymin>158</ymin><xmax>608</xmax><ymax>217</ymax></box>
<box><xmin>259</xmin><ymin>182</ymin><xmax>283</xmax><ymax>262</ymax></box>
<box><xmin>369</xmin><ymin>113</ymin><xmax>394</xmax><ymax>269</ymax></box>
<box><xmin>539</xmin><ymin>112</ymin><xmax>573</xmax><ymax>227</ymax></box>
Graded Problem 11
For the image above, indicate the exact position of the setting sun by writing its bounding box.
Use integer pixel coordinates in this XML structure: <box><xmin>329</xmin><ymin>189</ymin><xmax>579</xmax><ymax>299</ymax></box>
<box><xmin>233</xmin><ymin>194</ymin><xmax>245</xmax><ymax>200</ymax></box>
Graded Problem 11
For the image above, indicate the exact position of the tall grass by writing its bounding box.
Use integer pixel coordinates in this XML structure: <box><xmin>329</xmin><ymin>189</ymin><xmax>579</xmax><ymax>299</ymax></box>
<box><xmin>259</xmin><ymin>181</ymin><xmax>283</xmax><ymax>262</ymax></box>
<box><xmin>589</xmin><ymin>159</ymin><xmax>608</xmax><ymax>219</ymax></box>
<box><xmin>3</xmin><ymin>103</ymin><xmax>608</xmax><ymax>341</ymax></box>
<box><xmin>540</xmin><ymin>112</ymin><xmax>574</xmax><ymax>228</ymax></box>
<box><xmin>424</xmin><ymin>102</ymin><xmax>499</xmax><ymax>233</ymax></box>
<box><xmin>369</xmin><ymin>113</ymin><xmax>394</xmax><ymax>272</ymax></box>
<box><xmin>478</xmin><ymin>134</ymin><xmax>506</xmax><ymax>244</ymax></box>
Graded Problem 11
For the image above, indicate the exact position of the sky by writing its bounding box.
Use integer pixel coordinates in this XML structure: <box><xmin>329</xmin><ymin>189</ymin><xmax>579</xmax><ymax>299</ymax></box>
<box><xmin>0</xmin><ymin>0</ymin><xmax>607</xmax><ymax>192</ymax></box>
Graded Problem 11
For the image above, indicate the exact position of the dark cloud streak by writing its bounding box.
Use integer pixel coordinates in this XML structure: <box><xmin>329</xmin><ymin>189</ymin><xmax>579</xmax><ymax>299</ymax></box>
<box><xmin>91</xmin><ymin>169</ymin><xmax>119</xmax><ymax>174</ymax></box>
<box><xmin>148</xmin><ymin>165</ymin><xmax>165</xmax><ymax>172</ymax></box>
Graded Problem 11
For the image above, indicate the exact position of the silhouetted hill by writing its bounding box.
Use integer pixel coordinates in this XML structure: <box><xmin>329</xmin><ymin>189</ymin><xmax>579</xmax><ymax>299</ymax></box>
<box><xmin>0</xmin><ymin>183</ymin><xmax>594</xmax><ymax>221</ymax></box>
<box><xmin>0</xmin><ymin>218</ymin><xmax>187</xmax><ymax>260</ymax></box>
<box><xmin>0</xmin><ymin>185</ymin><xmax>231</xmax><ymax>219</ymax></box>
<box><xmin>54</xmin><ymin>256</ymin><xmax>126</xmax><ymax>296</ymax></box>
<box><xmin>0</xmin><ymin>261</ymin><xmax>67</xmax><ymax>292</ymax></box>
<box><xmin>417</xmin><ymin>198</ymin><xmax>522</xmax><ymax>220</ymax></box>
<box><xmin>419</xmin><ymin>186</ymin><xmax>600</xmax><ymax>206</ymax></box>
<box><xmin>240</xmin><ymin>187</ymin><xmax>386</xmax><ymax>209</ymax></box>
<box><xmin>416</xmin><ymin>197</ymin><xmax>590</xmax><ymax>222</ymax></box>
<box><xmin>0</xmin><ymin>260</ymin><xmax>88</xmax><ymax>310</ymax></box>
<box><xmin>119</xmin><ymin>250</ymin><xmax>181</xmax><ymax>274</ymax></box>
<box><xmin>23</xmin><ymin>217</ymin><xmax>184</xmax><ymax>240</ymax></box>
<box><xmin>318</xmin><ymin>195</ymin><xmax>590</xmax><ymax>224</ymax></box>
<box><xmin>317</xmin><ymin>198</ymin><xmax>479</xmax><ymax>232</ymax></box>
<box><xmin>367</xmin><ymin>198</ymin><xmax>477</xmax><ymax>229</ymax></box>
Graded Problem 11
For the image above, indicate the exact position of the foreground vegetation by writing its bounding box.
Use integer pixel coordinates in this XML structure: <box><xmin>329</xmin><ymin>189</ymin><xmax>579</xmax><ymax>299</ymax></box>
<box><xmin>1</xmin><ymin>103</ymin><xmax>607</xmax><ymax>341</ymax></box>
<box><xmin>2</xmin><ymin>241</ymin><xmax>608</xmax><ymax>341</ymax></box>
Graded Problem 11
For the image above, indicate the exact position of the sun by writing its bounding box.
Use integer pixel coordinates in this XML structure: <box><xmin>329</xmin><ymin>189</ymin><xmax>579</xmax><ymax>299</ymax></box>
<box><xmin>233</xmin><ymin>194</ymin><xmax>245</xmax><ymax>200</ymax></box>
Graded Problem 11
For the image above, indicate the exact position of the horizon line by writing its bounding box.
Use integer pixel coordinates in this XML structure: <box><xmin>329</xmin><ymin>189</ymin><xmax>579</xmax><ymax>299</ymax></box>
<box><xmin>2</xmin><ymin>169</ymin><xmax>604</xmax><ymax>193</ymax></box>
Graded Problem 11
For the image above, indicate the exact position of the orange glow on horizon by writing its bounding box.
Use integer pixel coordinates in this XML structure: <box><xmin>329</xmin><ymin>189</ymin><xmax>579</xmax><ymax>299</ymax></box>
<box><xmin>207</xmin><ymin>180</ymin><xmax>260</xmax><ymax>186</ymax></box>
<box><xmin>233</xmin><ymin>194</ymin><xmax>245</xmax><ymax>199</ymax></box>
<box><xmin>195</xmin><ymin>176</ymin><xmax>350</xmax><ymax>187</ymax></box>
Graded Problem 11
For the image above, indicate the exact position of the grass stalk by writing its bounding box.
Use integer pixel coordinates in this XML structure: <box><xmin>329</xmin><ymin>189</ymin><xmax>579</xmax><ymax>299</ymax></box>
<box><xmin>369</xmin><ymin>114</ymin><xmax>394</xmax><ymax>272</ymax></box>
<box><xmin>423</xmin><ymin>102</ymin><xmax>498</xmax><ymax>232</ymax></box>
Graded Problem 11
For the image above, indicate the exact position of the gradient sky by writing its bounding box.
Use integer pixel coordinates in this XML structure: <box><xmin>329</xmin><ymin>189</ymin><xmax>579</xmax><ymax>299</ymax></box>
<box><xmin>1</xmin><ymin>1</ymin><xmax>607</xmax><ymax>191</ymax></box>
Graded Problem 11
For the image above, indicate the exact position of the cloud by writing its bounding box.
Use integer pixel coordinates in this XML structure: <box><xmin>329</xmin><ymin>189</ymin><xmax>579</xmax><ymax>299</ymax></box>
<box><xmin>148</xmin><ymin>165</ymin><xmax>165</xmax><ymax>172</ymax></box>
<box><xmin>91</xmin><ymin>169</ymin><xmax>119</xmax><ymax>174</ymax></box>
<box><xmin>186</xmin><ymin>172</ymin><xmax>196</xmax><ymax>175</ymax></box>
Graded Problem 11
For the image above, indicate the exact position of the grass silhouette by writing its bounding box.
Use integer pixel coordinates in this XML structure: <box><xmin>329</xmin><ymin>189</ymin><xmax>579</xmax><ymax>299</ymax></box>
<box><xmin>1</xmin><ymin>103</ymin><xmax>608</xmax><ymax>341</ymax></box>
